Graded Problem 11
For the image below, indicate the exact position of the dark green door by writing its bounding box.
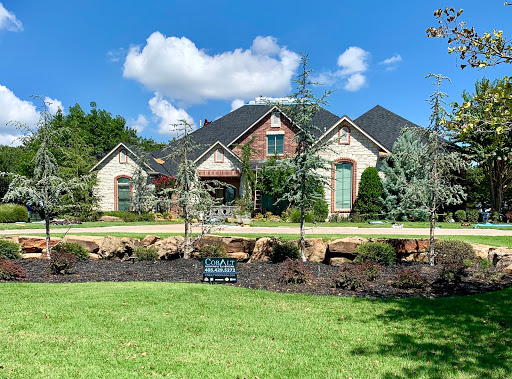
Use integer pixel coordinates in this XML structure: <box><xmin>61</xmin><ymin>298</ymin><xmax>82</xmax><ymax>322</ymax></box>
<box><xmin>117</xmin><ymin>178</ymin><xmax>131</xmax><ymax>211</ymax></box>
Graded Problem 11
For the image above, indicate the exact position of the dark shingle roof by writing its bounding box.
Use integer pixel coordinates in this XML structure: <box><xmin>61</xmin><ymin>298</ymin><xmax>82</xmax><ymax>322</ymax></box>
<box><xmin>354</xmin><ymin>105</ymin><xmax>421</xmax><ymax>151</ymax></box>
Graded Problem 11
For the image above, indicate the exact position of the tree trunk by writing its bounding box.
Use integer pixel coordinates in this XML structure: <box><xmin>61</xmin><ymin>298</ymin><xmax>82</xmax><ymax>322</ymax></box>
<box><xmin>428</xmin><ymin>208</ymin><xmax>436</xmax><ymax>266</ymax></box>
<box><xmin>183</xmin><ymin>204</ymin><xmax>190</xmax><ymax>259</ymax></box>
<box><xmin>45</xmin><ymin>212</ymin><xmax>51</xmax><ymax>260</ymax></box>
<box><xmin>300</xmin><ymin>206</ymin><xmax>306</xmax><ymax>262</ymax></box>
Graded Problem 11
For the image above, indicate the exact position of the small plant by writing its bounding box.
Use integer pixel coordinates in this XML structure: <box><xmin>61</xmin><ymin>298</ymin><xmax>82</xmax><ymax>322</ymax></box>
<box><xmin>462</xmin><ymin>258</ymin><xmax>473</xmax><ymax>267</ymax></box>
<box><xmin>278</xmin><ymin>258</ymin><xmax>312</xmax><ymax>284</ymax></box>
<box><xmin>489</xmin><ymin>211</ymin><xmax>500</xmax><ymax>222</ymax></box>
<box><xmin>505</xmin><ymin>210</ymin><xmax>512</xmax><ymax>222</ymax></box>
<box><xmin>133</xmin><ymin>245</ymin><xmax>159</xmax><ymax>261</ymax></box>
<box><xmin>445</xmin><ymin>212</ymin><xmax>453</xmax><ymax>222</ymax></box>
<box><xmin>454</xmin><ymin>210</ymin><xmax>466</xmax><ymax>222</ymax></box>
<box><xmin>198</xmin><ymin>244</ymin><xmax>227</xmax><ymax>258</ymax></box>
<box><xmin>271</xmin><ymin>241</ymin><xmax>300</xmax><ymax>263</ymax></box>
<box><xmin>392</xmin><ymin>268</ymin><xmax>425</xmax><ymax>289</ymax></box>
<box><xmin>0</xmin><ymin>203</ymin><xmax>29</xmax><ymax>223</ymax></box>
<box><xmin>359</xmin><ymin>261</ymin><xmax>381</xmax><ymax>281</ymax></box>
<box><xmin>355</xmin><ymin>242</ymin><xmax>396</xmax><ymax>266</ymax></box>
<box><xmin>53</xmin><ymin>242</ymin><xmax>89</xmax><ymax>261</ymax></box>
<box><xmin>435</xmin><ymin>240</ymin><xmax>476</xmax><ymax>265</ymax></box>
<box><xmin>438</xmin><ymin>263</ymin><xmax>466</xmax><ymax>284</ymax></box>
<box><xmin>48</xmin><ymin>250</ymin><xmax>77</xmax><ymax>275</ymax></box>
<box><xmin>0</xmin><ymin>259</ymin><xmax>26</xmax><ymax>281</ymax></box>
<box><xmin>333</xmin><ymin>265</ymin><xmax>366</xmax><ymax>290</ymax></box>
<box><xmin>478</xmin><ymin>258</ymin><xmax>493</xmax><ymax>270</ymax></box>
<box><xmin>466</xmin><ymin>209</ymin><xmax>479</xmax><ymax>223</ymax></box>
<box><xmin>0</xmin><ymin>239</ymin><xmax>22</xmax><ymax>259</ymax></box>
<box><xmin>350</xmin><ymin>212</ymin><xmax>365</xmax><ymax>223</ymax></box>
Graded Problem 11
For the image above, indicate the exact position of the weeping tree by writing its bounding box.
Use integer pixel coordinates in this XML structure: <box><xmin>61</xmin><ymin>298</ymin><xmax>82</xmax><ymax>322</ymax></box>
<box><xmin>406</xmin><ymin>74</ymin><xmax>467</xmax><ymax>265</ymax></box>
<box><xmin>163</xmin><ymin>120</ymin><xmax>224</xmax><ymax>259</ymax></box>
<box><xmin>131</xmin><ymin>159</ymin><xmax>157</xmax><ymax>215</ymax></box>
<box><xmin>273</xmin><ymin>54</ymin><xmax>333</xmax><ymax>261</ymax></box>
<box><xmin>2</xmin><ymin>97</ymin><xmax>83</xmax><ymax>259</ymax></box>
<box><xmin>236</xmin><ymin>136</ymin><xmax>258</xmax><ymax>215</ymax></box>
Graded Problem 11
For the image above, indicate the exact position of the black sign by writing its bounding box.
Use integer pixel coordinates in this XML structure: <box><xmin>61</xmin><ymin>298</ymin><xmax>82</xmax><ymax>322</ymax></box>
<box><xmin>202</xmin><ymin>257</ymin><xmax>237</xmax><ymax>283</ymax></box>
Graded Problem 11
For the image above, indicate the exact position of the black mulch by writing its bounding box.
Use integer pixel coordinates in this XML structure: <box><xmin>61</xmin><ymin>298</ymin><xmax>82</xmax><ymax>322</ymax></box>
<box><xmin>10</xmin><ymin>259</ymin><xmax>512</xmax><ymax>299</ymax></box>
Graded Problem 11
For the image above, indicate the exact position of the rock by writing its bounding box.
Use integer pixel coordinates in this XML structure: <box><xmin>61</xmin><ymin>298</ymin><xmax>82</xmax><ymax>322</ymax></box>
<box><xmin>154</xmin><ymin>236</ymin><xmax>184</xmax><ymax>259</ymax></box>
<box><xmin>227</xmin><ymin>252</ymin><xmax>250</xmax><ymax>261</ymax></box>
<box><xmin>503</xmin><ymin>264</ymin><xmax>512</xmax><ymax>274</ymax></box>
<box><xmin>375</xmin><ymin>238</ymin><xmax>431</xmax><ymax>254</ymax></box>
<box><xmin>89</xmin><ymin>253</ymin><xmax>100</xmax><ymax>260</ymax></box>
<box><xmin>98</xmin><ymin>236</ymin><xmax>140</xmax><ymax>260</ymax></box>
<box><xmin>491</xmin><ymin>248</ymin><xmax>512</xmax><ymax>271</ymax></box>
<box><xmin>195</xmin><ymin>235</ymin><xmax>256</xmax><ymax>254</ymax></box>
<box><xmin>1</xmin><ymin>235</ymin><xmax>20</xmax><ymax>244</ymax></box>
<box><xmin>18</xmin><ymin>236</ymin><xmax>60</xmax><ymax>255</ymax></box>
<box><xmin>328</xmin><ymin>237</ymin><xmax>368</xmax><ymax>254</ymax></box>
<box><xmin>329</xmin><ymin>257</ymin><xmax>354</xmax><ymax>265</ymax></box>
<box><xmin>402</xmin><ymin>253</ymin><xmax>428</xmax><ymax>263</ymax></box>
<box><xmin>471</xmin><ymin>243</ymin><xmax>494</xmax><ymax>260</ymax></box>
<box><xmin>98</xmin><ymin>215</ymin><xmax>123</xmax><ymax>222</ymax></box>
<box><xmin>62</xmin><ymin>235</ymin><xmax>104</xmax><ymax>253</ymax></box>
<box><xmin>304</xmin><ymin>238</ymin><xmax>327</xmax><ymax>263</ymax></box>
<box><xmin>141</xmin><ymin>235</ymin><xmax>160</xmax><ymax>247</ymax></box>
<box><xmin>21</xmin><ymin>253</ymin><xmax>43</xmax><ymax>259</ymax></box>
<box><xmin>250</xmin><ymin>237</ymin><xmax>274</xmax><ymax>262</ymax></box>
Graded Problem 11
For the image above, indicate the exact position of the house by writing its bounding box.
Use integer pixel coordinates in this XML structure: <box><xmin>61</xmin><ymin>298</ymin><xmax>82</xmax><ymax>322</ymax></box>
<box><xmin>90</xmin><ymin>99</ymin><xmax>419</xmax><ymax>215</ymax></box>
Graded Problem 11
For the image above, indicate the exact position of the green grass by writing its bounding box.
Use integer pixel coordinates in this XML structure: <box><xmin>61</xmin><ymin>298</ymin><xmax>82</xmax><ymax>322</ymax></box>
<box><xmin>0</xmin><ymin>283</ymin><xmax>511</xmax><ymax>378</ymax></box>
<box><xmin>0</xmin><ymin>220</ymin><xmax>184</xmax><ymax>230</ymax></box>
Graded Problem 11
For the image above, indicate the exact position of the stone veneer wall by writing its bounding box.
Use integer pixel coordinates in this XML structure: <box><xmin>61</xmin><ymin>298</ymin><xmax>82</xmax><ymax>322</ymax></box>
<box><xmin>196</xmin><ymin>146</ymin><xmax>241</xmax><ymax>172</ymax></box>
<box><xmin>317</xmin><ymin>120</ymin><xmax>381</xmax><ymax>214</ymax></box>
<box><xmin>94</xmin><ymin>146</ymin><xmax>147</xmax><ymax>211</ymax></box>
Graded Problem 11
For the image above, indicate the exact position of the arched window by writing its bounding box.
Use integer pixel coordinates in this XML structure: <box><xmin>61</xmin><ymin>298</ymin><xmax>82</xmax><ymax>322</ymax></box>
<box><xmin>338</xmin><ymin>126</ymin><xmax>350</xmax><ymax>144</ymax></box>
<box><xmin>119</xmin><ymin>149</ymin><xmax>128</xmax><ymax>163</ymax></box>
<box><xmin>116</xmin><ymin>177</ymin><xmax>131</xmax><ymax>211</ymax></box>
<box><xmin>214</xmin><ymin>148</ymin><xmax>224</xmax><ymax>163</ymax></box>
<box><xmin>334</xmin><ymin>161</ymin><xmax>353</xmax><ymax>210</ymax></box>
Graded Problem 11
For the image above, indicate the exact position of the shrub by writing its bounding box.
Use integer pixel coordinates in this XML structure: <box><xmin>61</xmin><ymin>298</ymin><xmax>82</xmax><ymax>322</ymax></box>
<box><xmin>466</xmin><ymin>209</ymin><xmax>479</xmax><ymax>223</ymax></box>
<box><xmin>445</xmin><ymin>212</ymin><xmax>453</xmax><ymax>222</ymax></box>
<box><xmin>311</xmin><ymin>198</ymin><xmax>329</xmax><ymax>222</ymax></box>
<box><xmin>353</xmin><ymin>167</ymin><xmax>384</xmax><ymax>217</ymax></box>
<box><xmin>454</xmin><ymin>210</ymin><xmax>466</xmax><ymax>222</ymax></box>
<box><xmin>0</xmin><ymin>203</ymin><xmax>28</xmax><ymax>223</ymax></box>
<box><xmin>198</xmin><ymin>244</ymin><xmax>227</xmax><ymax>258</ymax></box>
<box><xmin>434</xmin><ymin>240</ymin><xmax>476</xmax><ymax>265</ymax></box>
<box><xmin>133</xmin><ymin>245</ymin><xmax>159</xmax><ymax>261</ymax></box>
<box><xmin>350</xmin><ymin>212</ymin><xmax>365</xmax><ymax>223</ymax></box>
<box><xmin>48</xmin><ymin>250</ymin><xmax>77</xmax><ymax>275</ymax></box>
<box><xmin>103</xmin><ymin>211</ymin><xmax>154</xmax><ymax>222</ymax></box>
<box><xmin>0</xmin><ymin>239</ymin><xmax>22</xmax><ymax>259</ymax></box>
<box><xmin>490</xmin><ymin>211</ymin><xmax>500</xmax><ymax>222</ymax></box>
<box><xmin>332</xmin><ymin>262</ymin><xmax>381</xmax><ymax>290</ymax></box>
<box><xmin>505</xmin><ymin>210</ymin><xmax>512</xmax><ymax>222</ymax></box>
<box><xmin>271</xmin><ymin>241</ymin><xmax>300</xmax><ymax>263</ymax></box>
<box><xmin>0</xmin><ymin>259</ymin><xmax>26</xmax><ymax>281</ymax></box>
<box><xmin>53</xmin><ymin>242</ymin><xmax>89</xmax><ymax>261</ymax></box>
<box><xmin>478</xmin><ymin>258</ymin><xmax>493</xmax><ymax>270</ymax></box>
<box><xmin>439</xmin><ymin>263</ymin><xmax>466</xmax><ymax>284</ymax></box>
<box><xmin>355</xmin><ymin>242</ymin><xmax>396</xmax><ymax>266</ymax></box>
<box><xmin>392</xmin><ymin>268</ymin><xmax>425</xmax><ymax>289</ymax></box>
<box><xmin>278</xmin><ymin>258</ymin><xmax>312</xmax><ymax>284</ymax></box>
<box><xmin>359</xmin><ymin>261</ymin><xmax>381</xmax><ymax>281</ymax></box>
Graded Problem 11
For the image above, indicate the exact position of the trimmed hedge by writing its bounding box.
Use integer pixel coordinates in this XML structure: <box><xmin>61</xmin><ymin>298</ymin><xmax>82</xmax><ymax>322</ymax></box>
<box><xmin>355</xmin><ymin>242</ymin><xmax>396</xmax><ymax>266</ymax></box>
<box><xmin>434</xmin><ymin>240</ymin><xmax>476</xmax><ymax>265</ymax></box>
<box><xmin>0</xmin><ymin>204</ymin><xmax>28</xmax><ymax>223</ymax></box>
<box><xmin>0</xmin><ymin>240</ymin><xmax>22</xmax><ymax>259</ymax></box>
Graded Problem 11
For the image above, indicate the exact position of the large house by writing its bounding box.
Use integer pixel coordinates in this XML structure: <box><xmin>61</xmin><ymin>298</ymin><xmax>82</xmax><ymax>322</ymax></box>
<box><xmin>90</xmin><ymin>100</ymin><xmax>419</xmax><ymax>215</ymax></box>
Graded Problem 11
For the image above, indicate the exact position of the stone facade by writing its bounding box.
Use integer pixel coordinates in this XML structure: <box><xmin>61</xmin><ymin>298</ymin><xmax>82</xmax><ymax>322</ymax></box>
<box><xmin>94</xmin><ymin>145</ymin><xmax>148</xmax><ymax>211</ymax></box>
<box><xmin>196</xmin><ymin>145</ymin><xmax>241</xmax><ymax>173</ymax></box>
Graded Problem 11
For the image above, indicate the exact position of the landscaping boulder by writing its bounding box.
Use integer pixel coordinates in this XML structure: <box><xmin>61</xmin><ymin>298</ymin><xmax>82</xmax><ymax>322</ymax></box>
<box><xmin>503</xmin><ymin>264</ymin><xmax>512</xmax><ymax>275</ymax></box>
<box><xmin>489</xmin><ymin>248</ymin><xmax>512</xmax><ymax>271</ymax></box>
<box><xmin>227</xmin><ymin>252</ymin><xmax>250</xmax><ymax>261</ymax></box>
<box><xmin>21</xmin><ymin>253</ymin><xmax>43</xmax><ymax>259</ymax></box>
<box><xmin>250</xmin><ymin>237</ymin><xmax>274</xmax><ymax>262</ymax></box>
<box><xmin>62</xmin><ymin>235</ymin><xmax>104</xmax><ymax>253</ymax></box>
<box><xmin>141</xmin><ymin>235</ymin><xmax>160</xmax><ymax>247</ymax></box>
<box><xmin>374</xmin><ymin>238</ymin><xmax>431</xmax><ymax>254</ymax></box>
<box><xmin>195</xmin><ymin>235</ymin><xmax>256</xmax><ymax>255</ymax></box>
<box><xmin>328</xmin><ymin>237</ymin><xmax>368</xmax><ymax>254</ymax></box>
<box><xmin>304</xmin><ymin>238</ymin><xmax>327</xmax><ymax>263</ymax></box>
<box><xmin>329</xmin><ymin>257</ymin><xmax>354</xmax><ymax>265</ymax></box>
<box><xmin>402</xmin><ymin>252</ymin><xmax>428</xmax><ymax>263</ymax></box>
<box><xmin>18</xmin><ymin>236</ymin><xmax>60</xmax><ymax>255</ymax></box>
<box><xmin>98</xmin><ymin>215</ymin><xmax>123</xmax><ymax>222</ymax></box>
<box><xmin>154</xmin><ymin>236</ymin><xmax>184</xmax><ymax>259</ymax></box>
<box><xmin>471</xmin><ymin>243</ymin><xmax>495</xmax><ymax>260</ymax></box>
<box><xmin>98</xmin><ymin>236</ymin><xmax>140</xmax><ymax>260</ymax></box>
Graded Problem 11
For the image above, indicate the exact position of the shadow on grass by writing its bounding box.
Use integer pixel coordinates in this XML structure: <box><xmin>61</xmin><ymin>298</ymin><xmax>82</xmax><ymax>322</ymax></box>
<box><xmin>354</xmin><ymin>288</ymin><xmax>512</xmax><ymax>378</ymax></box>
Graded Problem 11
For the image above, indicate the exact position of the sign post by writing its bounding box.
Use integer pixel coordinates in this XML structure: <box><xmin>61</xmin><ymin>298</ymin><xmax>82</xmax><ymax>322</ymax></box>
<box><xmin>202</xmin><ymin>257</ymin><xmax>237</xmax><ymax>283</ymax></box>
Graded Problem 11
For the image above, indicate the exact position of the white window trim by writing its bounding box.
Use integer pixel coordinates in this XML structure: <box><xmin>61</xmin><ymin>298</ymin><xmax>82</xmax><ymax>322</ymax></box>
<box><xmin>267</xmin><ymin>134</ymin><xmax>285</xmax><ymax>155</ymax></box>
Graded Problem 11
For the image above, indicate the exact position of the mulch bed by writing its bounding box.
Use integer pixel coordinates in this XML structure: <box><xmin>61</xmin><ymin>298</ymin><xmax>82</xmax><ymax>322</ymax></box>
<box><xmin>10</xmin><ymin>259</ymin><xmax>512</xmax><ymax>298</ymax></box>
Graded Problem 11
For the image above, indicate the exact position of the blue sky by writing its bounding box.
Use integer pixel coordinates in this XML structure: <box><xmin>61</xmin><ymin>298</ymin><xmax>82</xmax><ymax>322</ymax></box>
<box><xmin>0</xmin><ymin>0</ymin><xmax>510</xmax><ymax>145</ymax></box>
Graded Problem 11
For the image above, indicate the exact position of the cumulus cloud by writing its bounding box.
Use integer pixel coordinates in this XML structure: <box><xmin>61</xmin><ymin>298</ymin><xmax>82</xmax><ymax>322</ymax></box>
<box><xmin>123</xmin><ymin>33</ymin><xmax>300</xmax><ymax>104</ymax></box>
<box><xmin>231</xmin><ymin>99</ymin><xmax>244</xmax><ymax>111</ymax></box>
<box><xmin>337</xmin><ymin>46</ymin><xmax>369</xmax><ymax>76</ymax></box>
<box><xmin>0</xmin><ymin>85</ymin><xmax>39</xmax><ymax>145</ymax></box>
<box><xmin>0</xmin><ymin>3</ymin><xmax>22</xmax><ymax>32</ymax></box>
<box><xmin>127</xmin><ymin>114</ymin><xmax>149</xmax><ymax>133</ymax></box>
<box><xmin>379</xmin><ymin>54</ymin><xmax>402</xmax><ymax>71</ymax></box>
<box><xmin>148</xmin><ymin>93</ymin><xmax>195</xmax><ymax>137</ymax></box>
<box><xmin>344</xmin><ymin>73</ymin><xmax>367</xmax><ymax>91</ymax></box>
<box><xmin>44</xmin><ymin>97</ymin><xmax>65</xmax><ymax>115</ymax></box>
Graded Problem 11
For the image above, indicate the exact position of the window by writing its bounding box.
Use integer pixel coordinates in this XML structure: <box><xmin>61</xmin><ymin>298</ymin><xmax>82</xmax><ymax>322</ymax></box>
<box><xmin>119</xmin><ymin>149</ymin><xmax>127</xmax><ymax>163</ymax></box>
<box><xmin>271</xmin><ymin>112</ymin><xmax>281</xmax><ymax>128</ymax></box>
<box><xmin>335</xmin><ymin>162</ymin><xmax>353</xmax><ymax>210</ymax></box>
<box><xmin>339</xmin><ymin>126</ymin><xmax>350</xmax><ymax>144</ymax></box>
<box><xmin>214</xmin><ymin>148</ymin><xmax>224</xmax><ymax>163</ymax></box>
<box><xmin>267</xmin><ymin>135</ymin><xmax>284</xmax><ymax>155</ymax></box>
<box><xmin>117</xmin><ymin>177</ymin><xmax>131</xmax><ymax>211</ymax></box>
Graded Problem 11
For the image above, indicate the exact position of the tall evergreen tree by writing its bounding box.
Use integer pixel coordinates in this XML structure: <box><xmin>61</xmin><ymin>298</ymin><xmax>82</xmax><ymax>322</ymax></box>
<box><xmin>353</xmin><ymin>167</ymin><xmax>383</xmax><ymax>218</ymax></box>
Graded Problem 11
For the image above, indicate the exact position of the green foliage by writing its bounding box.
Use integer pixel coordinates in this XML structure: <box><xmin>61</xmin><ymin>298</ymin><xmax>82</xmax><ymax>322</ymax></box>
<box><xmin>0</xmin><ymin>259</ymin><xmax>26</xmax><ymax>281</ymax></box>
<box><xmin>258</xmin><ymin>156</ymin><xmax>293</xmax><ymax>214</ymax></box>
<box><xmin>198</xmin><ymin>244</ymin><xmax>227</xmax><ymax>258</ymax></box>
<box><xmin>354</xmin><ymin>167</ymin><xmax>383</xmax><ymax>217</ymax></box>
<box><xmin>439</xmin><ymin>263</ymin><xmax>466</xmax><ymax>284</ymax></box>
<box><xmin>278</xmin><ymin>258</ymin><xmax>312</xmax><ymax>284</ymax></box>
<box><xmin>333</xmin><ymin>262</ymin><xmax>381</xmax><ymax>290</ymax></box>
<box><xmin>237</xmin><ymin>137</ymin><xmax>257</xmax><ymax>215</ymax></box>
<box><xmin>48</xmin><ymin>250</ymin><xmax>77</xmax><ymax>275</ymax></box>
<box><xmin>0</xmin><ymin>240</ymin><xmax>21</xmax><ymax>259</ymax></box>
<box><xmin>103</xmin><ymin>211</ymin><xmax>153</xmax><ymax>222</ymax></box>
<box><xmin>435</xmin><ymin>240</ymin><xmax>476</xmax><ymax>265</ymax></box>
<box><xmin>454</xmin><ymin>210</ymin><xmax>467</xmax><ymax>222</ymax></box>
<box><xmin>392</xmin><ymin>268</ymin><xmax>425</xmax><ymax>289</ymax></box>
<box><xmin>355</xmin><ymin>242</ymin><xmax>396</xmax><ymax>266</ymax></box>
<box><xmin>271</xmin><ymin>241</ymin><xmax>300</xmax><ymax>263</ymax></box>
<box><xmin>0</xmin><ymin>203</ymin><xmax>28</xmax><ymax>223</ymax></box>
<box><xmin>53</xmin><ymin>242</ymin><xmax>89</xmax><ymax>261</ymax></box>
<box><xmin>479</xmin><ymin>258</ymin><xmax>493</xmax><ymax>270</ymax></box>
<box><xmin>466</xmin><ymin>209</ymin><xmax>479</xmax><ymax>223</ymax></box>
<box><xmin>131</xmin><ymin>164</ymin><xmax>156</xmax><ymax>215</ymax></box>
<box><xmin>133</xmin><ymin>245</ymin><xmax>159</xmax><ymax>261</ymax></box>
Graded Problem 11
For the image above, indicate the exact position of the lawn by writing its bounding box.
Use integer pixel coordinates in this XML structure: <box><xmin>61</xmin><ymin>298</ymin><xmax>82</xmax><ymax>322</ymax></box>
<box><xmin>0</xmin><ymin>220</ymin><xmax>184</xmax><ymax>230</ymax></box>
<box><xmin>0</xmin><ymin>283</ymin><xmax>510</xmax><ymax>378</ymax></box>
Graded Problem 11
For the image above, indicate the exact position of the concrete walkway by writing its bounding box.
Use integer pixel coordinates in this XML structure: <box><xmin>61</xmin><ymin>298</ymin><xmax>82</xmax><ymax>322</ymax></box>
<box><xmin>1</xmin><ymin>224</ymin><xmax>512</xmax><ymax>236</ymax></box>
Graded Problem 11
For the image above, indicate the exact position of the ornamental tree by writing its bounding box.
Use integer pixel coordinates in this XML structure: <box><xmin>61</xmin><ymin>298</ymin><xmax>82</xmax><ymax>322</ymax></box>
<box><xmin>353</xmin><ymin>167</ymin><xmax>383</xmax><ymax>218</ymax></box>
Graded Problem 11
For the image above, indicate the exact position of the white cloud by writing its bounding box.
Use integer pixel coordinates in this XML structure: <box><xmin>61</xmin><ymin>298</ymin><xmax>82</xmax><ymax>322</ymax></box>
<box><xmin>231</xmin><ymin>99</ymin><xmax>244</xmax><ymax>111</ymax></box>
<box><xmin>380</xmin><ymin>54</ymin><xmax>402</xmax><ymax>65</ymax></box>
<box><xmin>107</xmin><ymin>48</ymin><xmax>126</xmax><ymax>63</ymax></box>
<box><xmin>123</xmin><ymin>33</ymin><xmax>300</xmax><ymax>104</ymax></box>
<box><xmin>44</xmin><ymin>97</ymin><xmax>65</xmax><ymax>115</ymax></box>
<box><xmin>0</xmin><ymin>133</ymin><xmax>22</xmax><ymax>146</ymax></box>
<box><xmin>344</xmin><ymin>73</ymin><xmax>367</xmax><ymax>91</ymax></box>
<box><xmin>148</xmin><ymin>93</ymin><xmax>195</xmax><ymax>137</ymax></box>
<box><xmin>127</xmin><ymin>114</ymin><xmax>149</xmax><ymax>133</ymax></box>
<box><xmin>0</xmin><ymin>84</ymin><xmax>39</xmax><ymax>129</ymax></box>
<box><xmin>0</xmin><ymin>3</ymin><xmax>22</xmax><ymax>32</ymax></box>
<box><xmin>337</xmin><ymin>46</ymin><xmax>369</xmax><ymax>76</ymax></box>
